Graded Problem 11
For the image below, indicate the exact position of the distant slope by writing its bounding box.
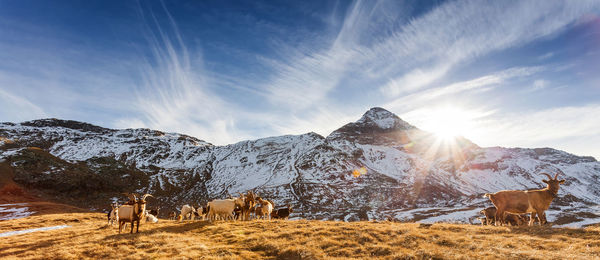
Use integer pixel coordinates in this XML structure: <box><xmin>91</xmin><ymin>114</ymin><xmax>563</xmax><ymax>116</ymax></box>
<box><xmin>1</xmin><ymin>108</ymin><xmax>599</xmax><ymax>225</ymax></box>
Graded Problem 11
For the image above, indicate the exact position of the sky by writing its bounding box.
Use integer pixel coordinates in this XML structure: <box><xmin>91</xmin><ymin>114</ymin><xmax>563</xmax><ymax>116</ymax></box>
<box><xmin>0</xmin><ymin>0</ymin><xmax>599</xmax><ymax>159</ymax></box>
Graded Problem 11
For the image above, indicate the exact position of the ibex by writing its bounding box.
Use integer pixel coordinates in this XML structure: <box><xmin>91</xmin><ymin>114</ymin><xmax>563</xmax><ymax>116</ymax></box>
<box><xmin>484</xmin><ymin>173</ymin><xmax>565</xmax><ymax>226</ymax></box>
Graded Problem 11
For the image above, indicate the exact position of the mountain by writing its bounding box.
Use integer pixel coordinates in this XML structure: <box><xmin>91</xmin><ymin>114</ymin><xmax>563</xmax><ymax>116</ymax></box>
<box><xmin>1</xmin><ymin>108</ymin><xmax>599</xmax><ymax>226</ymax></box>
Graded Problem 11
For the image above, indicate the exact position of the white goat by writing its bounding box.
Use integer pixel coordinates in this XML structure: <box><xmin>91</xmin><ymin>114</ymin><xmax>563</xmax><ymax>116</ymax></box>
<box><xmin>207</xmin><ymin>197</ymin><xmax>244</xmax><ymax>221</ymax></box>
<box><xmin>180</xmin><ymin>204</ymin><xmax>196</xmax><ymax>221</ymax></box>
<box><xmin>146</xmin><ymin>213</ymin><xmax>158</xmax><ymax>223</ymax></box>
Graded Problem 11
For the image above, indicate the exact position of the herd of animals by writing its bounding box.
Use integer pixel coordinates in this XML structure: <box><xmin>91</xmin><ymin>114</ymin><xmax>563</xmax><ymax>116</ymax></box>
<box><xmin>106</xmin><ymin>191</ymin><xmax>293</xmax><ymax>233</ymax></box>
<box><xmin>477</xmin><ymin>172</ymin><xmax>565</xmax><ymax>226</ymax></box>
<box><xmin>106</xmin><ymin>172</ymin><xmax>565</xmax><ymax>233</ymax></box>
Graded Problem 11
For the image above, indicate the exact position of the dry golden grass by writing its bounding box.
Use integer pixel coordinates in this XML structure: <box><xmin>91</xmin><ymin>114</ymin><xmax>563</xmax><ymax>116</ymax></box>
<box><xmin>2</xmin><ymin>213</ymin><xmax>600</xmax><ymax>259</ymax></box>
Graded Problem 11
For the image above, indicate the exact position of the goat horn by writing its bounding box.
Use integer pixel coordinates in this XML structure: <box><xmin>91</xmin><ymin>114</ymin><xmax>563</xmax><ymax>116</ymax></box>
<box><xmin>554</xmin><ymin>172</ymin><xmax>560</xmax><ymax>179</ymax></box>
<box><xmin>541</xmin><ymin>173</ymin><xmax>553</xmax><ymax>180</ymax></box>
<box><xmin>123</xmin><ymin>193</ymin><xmax>136</xmax><ymax>202</ymax></box>
<box><xmin>141</xmin><ymin>194</ymin><xmax>153</xmax><ymax>201</ymax></box>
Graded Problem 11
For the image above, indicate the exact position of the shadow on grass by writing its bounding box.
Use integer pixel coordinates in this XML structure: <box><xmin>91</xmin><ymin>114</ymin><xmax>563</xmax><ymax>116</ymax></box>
<box><xmin>506</xmin><ymin>225</ymin><xmax>600</xmax><ymax>239</ymax></box>
<box><xmin>0</xmin><ymin>239</ymin><xmax>60</xmax><ymax>258</ymax></box>
<box><xmin>102</xmin><ymin>220</ymin><xmax>215</xmax><ymax>240</ymax></box>
<box><xmin>0</xmin><ymin>232</ymin><xmax>84</xmax><ymax>258</ymax></box>
<box><xmin>468</xmin><ymin>224</ymin><xmax>600</xmax><ymax>239</ymax></box>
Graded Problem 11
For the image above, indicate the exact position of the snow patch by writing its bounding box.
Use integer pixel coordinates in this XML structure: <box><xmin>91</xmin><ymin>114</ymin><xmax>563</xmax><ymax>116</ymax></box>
<box><xmin>0</xmin><ymin>204</ymin><xmax>35</xmax><ymax>221</ymax></box>
<box><xmin>0</xmin><ymin>148</ymin><xmax>25</xmax><ymax>160</ymax></box>
<box><xmin>0</xmin><ymin>225</ymin><xmax>71</xmax><ymax>237</ymax></box>
<box><xmin>418</xmin><ymin>208</ymin><xmax>482</xmax><ymax>224</ymax></box>
<box><xmin>555</xmin><ymin>217</ymin><xmax>600</xmax><ymax>228</ymax></box>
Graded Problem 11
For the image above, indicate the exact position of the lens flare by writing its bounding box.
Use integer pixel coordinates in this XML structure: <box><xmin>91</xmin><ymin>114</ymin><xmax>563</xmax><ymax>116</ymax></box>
<box><xmin>352</xmin><ymin>167</ymin><xmax>367</xmax><ymax>178</ymax></box>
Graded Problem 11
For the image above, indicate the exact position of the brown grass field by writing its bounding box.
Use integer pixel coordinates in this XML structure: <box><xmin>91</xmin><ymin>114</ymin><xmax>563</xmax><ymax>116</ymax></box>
<box><xmin>2</xmin><ymin>210</ymin><xmax>600</xmax><ymax>260</ymax></box>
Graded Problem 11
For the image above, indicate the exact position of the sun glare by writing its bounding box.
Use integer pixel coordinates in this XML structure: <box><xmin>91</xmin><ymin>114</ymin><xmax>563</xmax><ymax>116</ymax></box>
<box><xmin>421</xmin><ymin>106</ymin><xmax>479</xmax><ymax>141</ymax></box>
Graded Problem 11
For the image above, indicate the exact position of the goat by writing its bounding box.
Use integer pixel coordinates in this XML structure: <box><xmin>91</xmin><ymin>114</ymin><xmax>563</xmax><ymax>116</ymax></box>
<box><xmin>168</xmin><ymin>211</ymin><xmax>177</xmax><ymax>220</ymax></box>
<box><xmin>485</xmin><ymin>172</ymin><xmax>565</xmax><ymax>226</ymax></box>
<box><xmin>194</xmin><ymin>205</ymin><xmax>210</xmax><ymax>220</ymax></box>
<box><xmin>254</xmin><ymin>205</ymin><xmax>264</xmax><ymax>219</ymax></box>
<box><xmin>180</xmin><ymin>205</ymin><xmax>196</xmax><ymax>221</ymax></box>
<box><xmin>233</xmin><ymin>206</ymin><xmax>242</xmax><ymax>220</ymax></box>
<box><xmin>190</xmin><ymin>205</ymin><xmax>208</xmax><ymax>221</ymax></box>
<box><xmin>255</xmin><ymin>197</ymin><xmax>273</xmax><ymax>220</ymax></box>
<box><xmin>272</xmin><ymin>205</ymin><xmax>293</xmax><ymax>219</ymax></box>
<box><xmin>107</xmin><ymin>202</ymin><xmax>119</xmax><ymax>226</ymax></box>
<box><xmin>479</xmin><ymin>207</ymin><xmax>497</xmax><ymax>225</ymax></box>
<box><xmin>207</xmin><ymin>197</ymin><xmax>244</xmax><ymax>221</ymax></box>
<box><xmin>239</xmin><ymin>191</ymin><xmax>256</xmax><ymax>221</ymax></box>
<box><xmin>118</xmin><ymin>193</ymin><xmax>153</xmax><ymax>233</ymax></box>
<box><xmin>479</xmin><ymin>207</ymin><xmax>527</xmax><ymax>226</ymax></box>
<box><xmin>504</xmin><ymin>213</ymin><xmax>526</xmax><ymax>226</ymax></box>
<box><xmin>146</xmin><ymin>213</ymin><xmax>158</xmax><ymax>223</ymax></box>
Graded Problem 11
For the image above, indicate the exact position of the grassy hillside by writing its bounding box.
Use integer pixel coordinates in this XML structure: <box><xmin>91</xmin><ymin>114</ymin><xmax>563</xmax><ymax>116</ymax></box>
<box><xmin>2</xmin><ymin>212</ymin><xmax>600</xmax><ymax>259</ymax></box>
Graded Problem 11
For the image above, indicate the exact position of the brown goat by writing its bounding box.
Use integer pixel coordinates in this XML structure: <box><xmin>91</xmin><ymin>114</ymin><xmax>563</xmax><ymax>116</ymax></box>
<box><xmin>239</xmin><ymin>191</ymin><xmax>256</xmax><ymax>221</ymax></box>
<box><xmin>480</xmin><ymin>207</ymin><xmax>497</xmax><ymax>225</ymax></box>
<box><xmin>254</xmin><ymin>205</ymin><xmax>265</xmax><ymax>219</ymax></box>
<box><xmin>504</xmin><ymin>213</ymin><xmax>527</xmax><ymax>226</ymax></box>
<box><xmin>479</xmin><ymin>207</ymin><xmax>526</xmax><ymax>226</ymax></box>
<box><xmin>484</xmin><ymin>172</ymin><xmax>565</xmax><ymax>226</ymax></box>
<box><xmin>118</xmin><ymin>193</ymin><xmax>153</xmax><ymax>233</ymax></box>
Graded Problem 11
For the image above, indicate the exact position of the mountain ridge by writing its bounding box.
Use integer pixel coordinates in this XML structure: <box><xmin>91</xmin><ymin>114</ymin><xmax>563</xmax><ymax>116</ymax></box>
<box><xmin>1</xmin><ymin>107</ymin><xmax>599</xmax><ymax>226</ymax></box>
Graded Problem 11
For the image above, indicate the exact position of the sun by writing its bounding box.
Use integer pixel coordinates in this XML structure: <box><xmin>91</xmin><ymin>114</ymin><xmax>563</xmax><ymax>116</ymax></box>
<box><xmin>420</xmin><ymin>106</ymin><xmax>479</xmax><ymax>141</ymax></box>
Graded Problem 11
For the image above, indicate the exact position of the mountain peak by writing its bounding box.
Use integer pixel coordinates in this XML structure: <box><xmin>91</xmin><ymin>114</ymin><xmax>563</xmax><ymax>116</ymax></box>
<box><xmin>326</xmin><ymin>107</ymin><xmax>417</xmax><ymax>144</ymax></box>
<box><xmin>356</xmin><ymin>107</ymin><xmax>414</xmax><ymax>130</ymax></box>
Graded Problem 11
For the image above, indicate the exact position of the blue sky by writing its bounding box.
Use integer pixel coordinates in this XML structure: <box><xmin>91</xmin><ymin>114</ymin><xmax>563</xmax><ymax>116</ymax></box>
<box><xmin>1</xmin><ymin>0</ymin><xmax>599</xmax><ymax>159</ymax></box>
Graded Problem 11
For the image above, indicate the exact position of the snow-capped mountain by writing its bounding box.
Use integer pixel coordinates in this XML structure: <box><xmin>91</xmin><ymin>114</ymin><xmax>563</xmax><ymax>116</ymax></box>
<box><xmin>1</xmin><ymin>108</ymin><xmax>599</xmax><ymax>226</ymax></box>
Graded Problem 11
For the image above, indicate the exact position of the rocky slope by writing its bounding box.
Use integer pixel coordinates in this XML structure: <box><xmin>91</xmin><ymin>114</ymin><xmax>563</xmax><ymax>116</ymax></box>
<box><xmin>1</xmin><ymin>108</ymin><xmax>599</xmax><ymax>226</ymax></box>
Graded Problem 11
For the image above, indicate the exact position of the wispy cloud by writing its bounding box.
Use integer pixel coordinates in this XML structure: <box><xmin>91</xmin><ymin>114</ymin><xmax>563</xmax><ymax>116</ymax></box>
<box><xmin>256</xmin><ymin>0</ymin><xmax>599</xmax><ymax>138</ymax></box>
<box><xmin>262</xmin><ymin>0</ymin><xmax>383</xmax><ymax>111</ymax></box>
<box><xmin>263</xmin><ymin>47</ymin><xmax>353</xmax><ymax>111</ymax></box>
<box><xmin>115</xmin><ymin>3</ymin><xmax>248</xmax><ymax>144</ymax></box>
<box><xmin>474</xmin><ymin>104</ymin><xmax>600</xmax><ymax>158</ymax></box>
<box><xmin>538</xmin><ymin>52</ymin><xmax>555</xmax><ymax>60</ymax></box>
<box><xmin>380</xmin><ymin>65</ymin><xmax>449</xmax><ymax>96</ymax></box>
<box><xmin>253</xmin><ymin>1</ymin><xmax>404</xmax><ymax>136</ymax></box>
<box><xmin>384</xmin><ymin>66</ymin><xmax>544</xmax><ymax>112</ymax></box>
<box><xmin>0</xmin><ymin>87</ymin><xmax>45</xmax><ymax>122</ymax></box>
<box><xmin>374</xmin><ymin>0</ymin><xmax>600</xmax><ymax>96</ymax></box>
